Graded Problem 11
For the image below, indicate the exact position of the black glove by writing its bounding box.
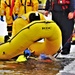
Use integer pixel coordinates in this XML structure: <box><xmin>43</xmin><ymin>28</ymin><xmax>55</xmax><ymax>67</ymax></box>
<box><xmin>0</xmin><ymin>16</ymin><xmax>4</xmax><ymax>22</ymax></box>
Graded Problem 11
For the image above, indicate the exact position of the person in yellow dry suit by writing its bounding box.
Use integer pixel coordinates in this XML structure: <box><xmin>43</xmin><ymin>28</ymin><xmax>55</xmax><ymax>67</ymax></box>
<box><xmin>0</xmin><ymin>0</ymin><xmax>20</xmax><ymax>42</ymax></box>
<box><xmin>0</xmin><ymin>0</ymin><xmax>4</xmax><ymax>21</ymax></box>
<box><xmin>0</xmin><ymin>0</ymin><xmax>39</xmax><ymax>42</ymax></box>
<box><xmin>0</xmin><ymin>0</ymin><xmax>13</xmax><ymax>37</ymax></box>
<box><xmin>0</xmin><ymin>0</ymin><xmax>19</xmax><ymax>42</ymax></box>
<box><xmin>14</xmin><ymin>0</ymin><xmax>39</xmax><ymax>17</ymax></box>
<box><xmin>12</xmin><ymin>11</ymin><xmax>45</xmax><ymax>37</ymax></box>
<box><xmin>12</xmin><ymin>11</ymin><xmax>46</xmax><ymax>61</ymax></box>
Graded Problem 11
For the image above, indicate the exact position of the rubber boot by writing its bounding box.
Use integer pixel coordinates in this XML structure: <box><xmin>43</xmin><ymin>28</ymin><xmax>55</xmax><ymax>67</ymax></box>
<box><xmin>8</xmin><ymin>33</ymin><xmax>12</xmax><ymax>37</ymax></box>
<box><xmin>61</xmin><ymin>42</ymin><xmax>71</xmax><ymax>55</ymax></box>
<box><xmin>4</xmin><ymin>35</ymin><xmax>9</xmax><ymax>43</ymax></box>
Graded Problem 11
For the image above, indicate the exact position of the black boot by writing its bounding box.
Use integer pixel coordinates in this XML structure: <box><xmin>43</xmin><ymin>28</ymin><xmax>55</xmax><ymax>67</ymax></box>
<box><xmin>71</xmin><ymin>41</ymin><xmax>75</xmax><ymax>45</ymax></box>
<box><xmin>4</xmin><ymin>35</ymin><xmax>9</xmax><ymax>43</ymax></box>
<box><xmin>1</xmin><ymin>16</ymin><xmax>4</xmax><ymax>22</ymax></box>
<box><xmin>8</xmin><ymin>33</ymin><xmax>12</xmax><ymax>37</ymax></box>
<box><xmin>61</xmin><ymin>42</ymin><xmax>71</xmax><ymax>55</ymax></box>
<box><xmin>61</xmin><ymin>49</ymin><xmax>70</xmax><ymax>55</ymax></box>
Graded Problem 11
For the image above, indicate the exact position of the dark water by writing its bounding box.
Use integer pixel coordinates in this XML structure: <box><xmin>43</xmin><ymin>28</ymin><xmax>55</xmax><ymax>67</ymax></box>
<box><xmin>0</xmin><ymin>58</ymin><xmax>75</xmax><ymax>75</ymax></box>
<box><xmin>0</xmin><ymin>59</ymin><xmax>61</xmax><ymax>75</ymax></box>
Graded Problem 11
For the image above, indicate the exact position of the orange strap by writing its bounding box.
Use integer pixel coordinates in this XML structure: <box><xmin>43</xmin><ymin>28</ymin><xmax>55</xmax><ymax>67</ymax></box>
<box><xmin>10</xmin><ymin>0</ymin><xmax>15</xmax><ymax>16</ymax></box>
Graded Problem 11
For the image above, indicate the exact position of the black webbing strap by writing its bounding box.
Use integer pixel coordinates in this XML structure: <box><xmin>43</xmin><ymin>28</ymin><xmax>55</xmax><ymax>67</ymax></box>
<box><xmin>4</xmin><ymin>0</ymin><xmax>10</xmax><ymax>7</ymax></box>
<box><xmin>24</xmin><ymin>0</ymin><xmax>26</xmax><ymax>13</ymax></box>
<box><xmin>30</xmin><ymin>0</ymin><xmax>31</xmax><ymax>5</ymax></box>
<box><xmin>21</xmin><ymin>0</ymin><xmax>23</xmax><ymax>5</ymax></box>
<box><xmin>21</xmin><ymin>0</ymin><xmax>32</xmax><ymax>13</ymax></box>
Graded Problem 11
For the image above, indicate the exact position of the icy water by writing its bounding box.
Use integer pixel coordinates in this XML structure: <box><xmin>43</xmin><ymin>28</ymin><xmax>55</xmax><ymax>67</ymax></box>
<box><xmin>0</xmin><ymin>58</ymin><xmax>75</xmax><ymax>75</ymax></box>
<box><xmin>0</xmin><ymin>57</ymin><xmax>75</xmax><ymax>75</ymax></box>
<box><xmin>0</xmin><ymin>58</ymin><xmax>62</xmax><ymax>75</ymax></box>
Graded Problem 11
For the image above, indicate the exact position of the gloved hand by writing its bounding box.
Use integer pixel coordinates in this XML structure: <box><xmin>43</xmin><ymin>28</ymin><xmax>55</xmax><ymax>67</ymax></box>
<box><xmin>0</xmin><ymin>16</ymin><xmax>4</xmax><ymax>22</ymax></box>
<box><xmin>14</xmin><ymin>14</ymin><xmax>18</xmax><ymax>20</ymax></box>
<box><xmin>24</xmin><ymin>49</ymin><xmax>31</xmax><ymax>59</ymax></box>
<box><xmin>39</xmin><ymin>53</ymin><xmax>47</xmax><ymax>60</ymax></box>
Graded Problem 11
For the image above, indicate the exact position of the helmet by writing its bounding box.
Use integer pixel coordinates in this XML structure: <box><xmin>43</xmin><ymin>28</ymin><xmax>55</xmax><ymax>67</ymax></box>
<box><xmin>24</xmin><ymin>49</ymin><xmax>31</xmax><ymax>58</ymax></box>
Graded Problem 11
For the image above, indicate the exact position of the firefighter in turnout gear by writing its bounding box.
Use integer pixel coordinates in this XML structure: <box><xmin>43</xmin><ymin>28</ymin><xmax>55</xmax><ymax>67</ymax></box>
<box><xmin>44</xmin><ymin>0</ymin><xmax>75</xmax><ymax>55</ymax></box>
<box><xmin>14</xmin><ymin>0</ymin><xmax>39</xmax><ymax>17</ymax></box>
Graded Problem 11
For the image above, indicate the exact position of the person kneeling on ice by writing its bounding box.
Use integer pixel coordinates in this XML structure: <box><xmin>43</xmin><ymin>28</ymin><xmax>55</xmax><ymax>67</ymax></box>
<box><xmin>4</xmin><ymin>11</ymin><xmax>45</xmax><ymax>42</ymax></box>
<box><xmin>12</xmin><ymin>11</ymin><xmax>46</xmax><ymax>37</ymax></box>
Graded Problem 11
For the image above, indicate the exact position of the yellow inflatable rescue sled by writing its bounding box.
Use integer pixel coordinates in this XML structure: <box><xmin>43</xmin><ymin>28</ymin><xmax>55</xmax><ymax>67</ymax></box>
<box><xmin>0</xmin><ymin>20</ymin><xmax>62</xmax><ymax>60</ymax></box>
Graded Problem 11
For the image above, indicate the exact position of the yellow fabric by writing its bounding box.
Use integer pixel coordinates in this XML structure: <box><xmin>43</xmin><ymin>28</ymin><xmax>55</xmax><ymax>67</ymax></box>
<box><xmin>0</xmin><ymin>0</ymin><xmax>39</xmax><ymax>23</ymax></box>
<box><xmin>14</xmin><ymin>0</ymin><xmax>39</xmax><ymax>17</ymax></box>
<box><xmin>6</xmin><ymin>7</ymin><xmax>13</xmax><ymax>24</ymax></box>
<box><xmin>39</xmin><ymin>0</ymin><xmax>46</xmax><ymax>4</ymax></box>
<box><xmin>0</xmin><ymin>0</ymin><xmax>1</xmax><ymax>16</ymax></box>
<box><xmin>0</xmin><ymin>20</ymin><xmax>62</xmax><ymax>60</ymax></box>
<box><xmin>1</xmin><ymin>0</ymin><xmax>13</xmax><ymax>24</ymax></box>
<box><xmin>13</xmin><ymin>0</ymin><xmax>20</xmax><ymax>14</ymax></box>
<box><xmin>0</xmin><ymin>0</ymin><xmax>5</xmax><ymax>16</ymax></box>
<box><xmin>0</xmin><ymin>36</ymin><xmax>4</xmax><ymax>43</ymax></box>
<box><xmin>72</xmin><ymin>33</ymin><xmax>75</xmax><ymax>41</ymax></box>
<box><xmin>16</xmin><ymin>55</ymin><xmax>27</xmax><ymax>62</ymax></box>
<box><xmin>12</xmin><ymin>11</ymin><xmax>45</xmax><ymax>36</ymax></box>
<box><xmin>72</xmin><ymin>37</ymin><xmax>75</xmax><ymax>41</ymax></box>
<box><xmin>0</xmin><ymin>7</ymin><xmax>1</xmax><ymax>16</ymax></box>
